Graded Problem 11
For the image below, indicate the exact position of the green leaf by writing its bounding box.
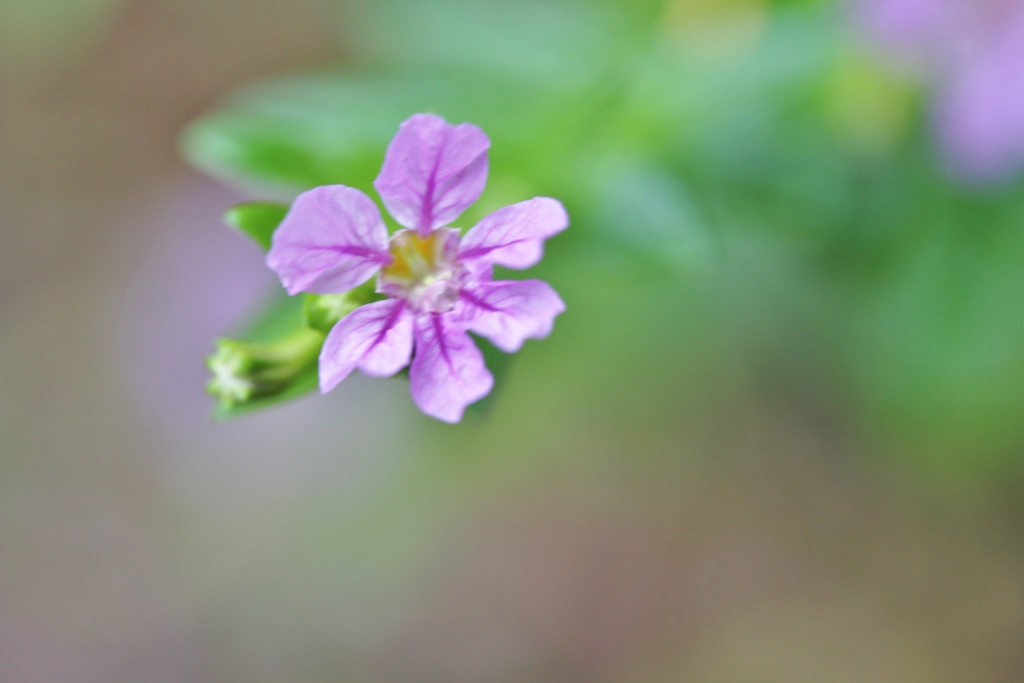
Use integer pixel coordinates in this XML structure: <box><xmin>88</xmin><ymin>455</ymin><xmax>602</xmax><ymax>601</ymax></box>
<box><xmin>350</xmin><ymin>0</ymin><xmax>634</xmax><ymax>88</ymax></box>
<box><xmin>224</xmin><ymin>201</ymin><xmax>289</xmax><ymax>251</ymax></box>
<box><xmin>585</xmin><ymin>161</ymin><xmax>717</xmax><ymax>275</ymax></box>
<box><xmin>181</xmin><ymin>69</ymin><xmax>596</xmax><ymax>194</ymax></box>
<box><xmin>847</xmin><ymin>194</ymin><xmax>1024</xmax><ymax>477</ymax></box>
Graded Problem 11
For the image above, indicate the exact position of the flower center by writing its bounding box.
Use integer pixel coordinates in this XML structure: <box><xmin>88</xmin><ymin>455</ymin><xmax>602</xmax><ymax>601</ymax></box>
<box><xmin>380</xmin><ymin>228</ymin><xmax>461</xmax><ymax>312</ymax></box>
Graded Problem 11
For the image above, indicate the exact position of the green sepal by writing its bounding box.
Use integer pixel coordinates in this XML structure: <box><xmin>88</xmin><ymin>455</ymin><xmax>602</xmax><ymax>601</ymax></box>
<box><xmin>302</xmin><ymin>280</ymin><xmax>386</xmax><ymax>334</ymax></box>
<box><xmin>223</xmin><ymin>201</ymin><xmax>289</xmax><ymax>251</ymax></box>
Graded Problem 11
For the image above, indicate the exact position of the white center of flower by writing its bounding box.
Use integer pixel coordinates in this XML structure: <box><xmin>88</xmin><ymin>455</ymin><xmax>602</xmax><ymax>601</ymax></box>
<box><xmin>380</xmin><ymin>228</ymin><xmax>462</xmax><ymax>313</ymax></box>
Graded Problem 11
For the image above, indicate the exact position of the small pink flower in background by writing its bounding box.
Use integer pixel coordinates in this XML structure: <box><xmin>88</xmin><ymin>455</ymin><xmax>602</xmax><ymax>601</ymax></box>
<box><xmin>267</xmin><ymin>114</ymin><xmax>568</xmax><ymax>423</ymax></box>
<box><xmin>857</xmin><ymin>0</ymin><xmax>1024</xmax><ymax>182</ymax></box>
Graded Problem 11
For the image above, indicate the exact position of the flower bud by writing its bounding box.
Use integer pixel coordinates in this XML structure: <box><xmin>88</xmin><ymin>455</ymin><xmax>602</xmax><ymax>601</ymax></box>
<box><xmin>205</xmin><ymin>327</ymin><xmax>325</xmax><ymax>415</ymax></box>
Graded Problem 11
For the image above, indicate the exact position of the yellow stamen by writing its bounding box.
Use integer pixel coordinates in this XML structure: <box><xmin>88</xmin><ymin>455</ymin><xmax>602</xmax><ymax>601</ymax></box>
<box><xmin>382</xmin><ymin>230</ymin><xmax>449</xmax><ymax>287</ymax></box>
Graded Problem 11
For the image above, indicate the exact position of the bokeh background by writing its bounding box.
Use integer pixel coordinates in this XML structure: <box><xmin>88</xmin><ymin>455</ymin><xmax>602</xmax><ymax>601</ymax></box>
<box><xmin>4</xmin><ymin>0</ymin><xmax>1024</xmax><ymax>680</ymax></box>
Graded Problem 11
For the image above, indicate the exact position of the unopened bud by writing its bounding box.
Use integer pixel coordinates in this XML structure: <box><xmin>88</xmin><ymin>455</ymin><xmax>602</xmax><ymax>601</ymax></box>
<box><xmin>206</xmin><ymin>327</ymin><xmax>325</xmax><ymax>415</ymax></box>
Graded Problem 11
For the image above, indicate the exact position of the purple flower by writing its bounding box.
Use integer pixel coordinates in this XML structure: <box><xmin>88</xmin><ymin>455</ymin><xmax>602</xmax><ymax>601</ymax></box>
<box><xmin>856</xmin><ymin>0</ymin><xmax>1024</xmax><ymax>181</ymax></box>
<box><xmin>266</xmin><ymin>114</ymin><xmax>568</xmax><ymax>422</ymax></box>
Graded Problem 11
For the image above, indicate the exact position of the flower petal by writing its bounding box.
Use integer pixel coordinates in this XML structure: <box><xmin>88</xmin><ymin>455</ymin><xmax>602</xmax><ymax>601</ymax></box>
<box><xmin>267</xmin><ymin>185</ymin><xmax>391</xmax><ymax>295</ymax></box>
<box><xmin>409</xmin><ymin>313</ymin><xmax>494</xmax><ymax>423</ymax></box>
<box><xmin>460</xmin><ymin>279</ymin><xmax>566</xmax><ymax>353</ymax></box>
<box><xmin>458</xmin><ymin>197</ymin><xmax>568</xmax><ymax>270</ymax></box>
<box><xmin>319</xmin><ymin>299</ymin><xmax>413</xmax><ymax>393</ymax></box>
<box><xmin>374</xmin><ymin>114</ymin><xmax>490</xmax><ymax>235</ymax></box>
<box><xmin>934</xmin><ymin>14</ymin><xmax>1024</xmax><ymax>182</ymax></box>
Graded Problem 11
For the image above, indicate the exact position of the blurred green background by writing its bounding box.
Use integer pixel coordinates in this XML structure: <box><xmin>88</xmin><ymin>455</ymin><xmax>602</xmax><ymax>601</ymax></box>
<box><xmin>4</xmin><ymin>0</ymin><xmax>1024</xmax><ymax>680</ymax></box>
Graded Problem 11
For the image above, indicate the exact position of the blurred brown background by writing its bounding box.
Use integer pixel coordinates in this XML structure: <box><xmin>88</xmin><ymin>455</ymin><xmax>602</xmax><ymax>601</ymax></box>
<box><xmin>2</xmin><ymin>1</ymin><xmax>1024</xmax><ymax>682</ymax></box>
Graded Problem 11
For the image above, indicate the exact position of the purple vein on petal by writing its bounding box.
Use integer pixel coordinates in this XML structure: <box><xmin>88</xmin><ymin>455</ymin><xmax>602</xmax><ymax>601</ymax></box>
<box><xmin>458</xmin><ymin>239</ymin><xmax>532</xmax><ymax>262</ymax></box>
<box><xmin>431</xmin><ymin>313</ymin><xmax>455</xmax><ymax>373</ymax></box>
<box><xmin>418</xmin><ymin>126</ymin><xmax>450</xmax><ymax>235</ymax></box>
<box><xmin>289</xmin><ymin>243</ymin><xmax>392</xmax><ymax>263</ymax></box>
<box><xmin>459</xmin><ymin>288</ymin><xmax>501</xmax><ymax>312</ymax></box>
<box><xmin>369</xmin><ymin>300</ymin><xmax>407</xmax><ymax>355</ymax></box>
